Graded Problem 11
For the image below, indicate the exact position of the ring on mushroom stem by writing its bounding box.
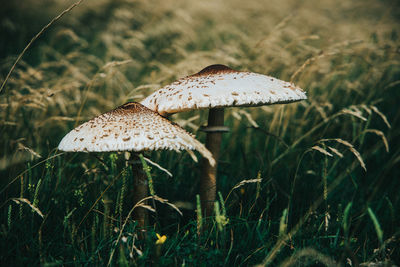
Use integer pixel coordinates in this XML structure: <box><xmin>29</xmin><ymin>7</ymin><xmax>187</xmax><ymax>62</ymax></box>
<box><xmin>141</xmin><ymin>64</ymin><xmax>307</xmax><ymax>218</ymax></box>
<box><xmin>58</xmin><ymin>102</ymin><xmax>215</xmax><ymax>229</ymax></box>
<box><xmin>199</xmin><ymin>125</ymin><xmax>230</xmax><ymax>133</ymax></box>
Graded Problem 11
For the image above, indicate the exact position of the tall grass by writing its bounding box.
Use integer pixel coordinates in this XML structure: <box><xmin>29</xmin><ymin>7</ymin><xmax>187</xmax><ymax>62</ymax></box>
<box><xmin>1</xmin><ymin>0</ymin><xmax>399</xmax><ymax>265</ymax></box>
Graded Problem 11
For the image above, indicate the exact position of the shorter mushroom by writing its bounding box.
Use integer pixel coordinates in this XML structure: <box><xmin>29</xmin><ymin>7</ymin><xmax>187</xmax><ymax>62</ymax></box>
<box><xmin>58</xmin><ymin>102</ymin><xmax>215</xmax><ymax>227</ymax></box>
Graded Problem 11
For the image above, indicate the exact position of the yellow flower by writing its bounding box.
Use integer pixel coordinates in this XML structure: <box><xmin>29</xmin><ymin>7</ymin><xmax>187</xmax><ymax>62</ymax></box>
<box><xmin>240</xmin><ymin>188</ymin><xmax>245</xmax><ymax>195</ymax></box>
<box><xmin>155</xmin><ymin>233</ymin><xmax>167</xmax><ymax>245</ymax></box>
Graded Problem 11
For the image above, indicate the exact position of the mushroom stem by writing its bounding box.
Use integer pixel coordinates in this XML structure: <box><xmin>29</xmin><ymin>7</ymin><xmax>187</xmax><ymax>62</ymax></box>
<box><xmin>200</xmin><ymin>108</ymin><xmax>224</xmax><ymax>217</ymax></box>
<box><xmin>130</xmin><ymin>153</ymin><xmax>148</xmax><ymax>229</ymax></box>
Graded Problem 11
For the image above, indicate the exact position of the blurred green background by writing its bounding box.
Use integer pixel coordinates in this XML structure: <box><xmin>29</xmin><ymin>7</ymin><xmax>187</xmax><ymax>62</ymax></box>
<box><xmin>1</xmin><ymin>0</ymin><xmax>399</xmax><ymax>265</ymax></box>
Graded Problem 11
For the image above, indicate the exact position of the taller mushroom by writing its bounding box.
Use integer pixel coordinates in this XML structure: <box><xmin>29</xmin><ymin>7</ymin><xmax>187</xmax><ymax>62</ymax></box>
<box><xmin>141</xmin><ymin>64</ymin><xmax>307</xmax><ymax>217</ymax></box>
<box><xmin>58</xmin><ymin>102</ymin><xmax>215</xmax><ymax>227</ymax></box>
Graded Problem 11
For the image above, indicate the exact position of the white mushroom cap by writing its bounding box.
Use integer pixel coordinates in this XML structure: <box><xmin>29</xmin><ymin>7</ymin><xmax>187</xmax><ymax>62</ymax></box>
<box><xmin>141</xmin><ymin>64</ymin><xmax>307</xmax><ymax>116</ymax></box>
<box><xmin>58</xmin><ymin>102</ymin><xmax>215</xmax><ymax>165</ymax></box>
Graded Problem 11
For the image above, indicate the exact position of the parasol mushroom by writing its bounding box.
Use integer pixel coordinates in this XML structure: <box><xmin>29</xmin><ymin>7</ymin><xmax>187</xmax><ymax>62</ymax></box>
<box><xmin>140</xmin><ymin>64</ymin><xmax>307</xmax><ymax>217</ymax></box>
<box><xmin>58</xmin><ymin>102</ymin><xmax>215</xmax><ymax>227</ymax></box>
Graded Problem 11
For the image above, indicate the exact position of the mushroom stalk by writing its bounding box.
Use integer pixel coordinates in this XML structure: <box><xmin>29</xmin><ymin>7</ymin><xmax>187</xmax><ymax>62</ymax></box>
<box><xmin>131</xmin><ymin>153</ymin><xmax>148</xmax><ymax>228</ymax></box>
<box><xmin>139</xmin><ymin>64</ymin><xmax>307</xmax><ymax>218</ymax></box>
<box><xmin>200</xmin><ymin>108</ymin><xmax>224</xmax><ymax>217</ymax></box>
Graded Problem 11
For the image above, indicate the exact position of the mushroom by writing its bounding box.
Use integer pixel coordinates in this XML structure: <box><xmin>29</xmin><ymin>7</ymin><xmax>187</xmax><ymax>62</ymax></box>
<box><xmin>58</xmin><ymin>102</ymin><xmax>215</xmax><ymax>227</ymax></box>
<box><xmin>140</xmin><ymin>64</ymin><xmax>307</xmax><ymax>217</ymax></box>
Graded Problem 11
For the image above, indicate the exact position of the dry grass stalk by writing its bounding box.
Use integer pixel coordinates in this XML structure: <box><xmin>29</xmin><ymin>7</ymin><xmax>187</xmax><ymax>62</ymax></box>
<box><xmin>311</xmin><ymin>146</ymin><xmax>333</xmax><ymax>157</ymax></box>
<box><xmin>0</xmin><ymin>0</ymin><xmax>85</xmax><ymax>93</ymax></box>
<box><xmin>12</xmin><ymin>198</ymin><xmax>44</xmax><ymax>218</ymax></box>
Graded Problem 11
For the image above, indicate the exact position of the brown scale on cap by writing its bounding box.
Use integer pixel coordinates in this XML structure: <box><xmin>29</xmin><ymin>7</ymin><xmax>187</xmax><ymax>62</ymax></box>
<box><xmin>191</xmin><ymin>64</ymin><xmax>240</xmax><ymax>77</ymax></box>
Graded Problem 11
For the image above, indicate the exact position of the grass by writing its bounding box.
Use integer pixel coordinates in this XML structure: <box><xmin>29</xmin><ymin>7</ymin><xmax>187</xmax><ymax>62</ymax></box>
<box><xmin>1</xmin><ymin>0</ymin><xmax>399</xmax><ymax>265</ymax></box>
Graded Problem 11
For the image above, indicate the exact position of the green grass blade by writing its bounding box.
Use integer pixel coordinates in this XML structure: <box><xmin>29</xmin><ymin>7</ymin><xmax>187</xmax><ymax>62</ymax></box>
<box><xmin>367</xmin><ymin>206</ymin><xmax>383</xmax><ymax>244</ymax></box>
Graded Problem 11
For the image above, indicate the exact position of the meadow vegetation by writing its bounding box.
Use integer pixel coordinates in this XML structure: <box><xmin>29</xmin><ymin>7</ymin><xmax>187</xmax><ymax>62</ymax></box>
<box><xmin>1</xmin><ymin>0</ymin><xmax>399</xmax><ymax>265</ymax></box>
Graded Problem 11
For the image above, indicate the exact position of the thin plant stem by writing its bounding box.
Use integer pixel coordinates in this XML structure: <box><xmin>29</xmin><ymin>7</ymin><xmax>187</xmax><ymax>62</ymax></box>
<box><xmin>0</xmin><ymin>0</ymin><xmax>85</xmax><ymax>93</ymax></box>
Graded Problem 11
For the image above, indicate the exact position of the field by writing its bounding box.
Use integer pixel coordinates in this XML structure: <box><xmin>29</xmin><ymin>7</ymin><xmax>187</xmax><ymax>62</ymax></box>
<box><xmin>1</xmin><ymin>0</ymin><xmax>399</xmax><ymax>265</ymax></box>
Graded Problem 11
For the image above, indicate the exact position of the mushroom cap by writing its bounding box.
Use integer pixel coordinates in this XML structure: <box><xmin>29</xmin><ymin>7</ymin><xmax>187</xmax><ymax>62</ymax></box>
<box><xmin>58</xmin><ymin>102</ymin><xmax>215</xmax><ymax>165</ymax></box>
<box><xmin>141</xmin><ymin>64</ymin><xmax>307</xmax><ymax>116</ymax></box>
